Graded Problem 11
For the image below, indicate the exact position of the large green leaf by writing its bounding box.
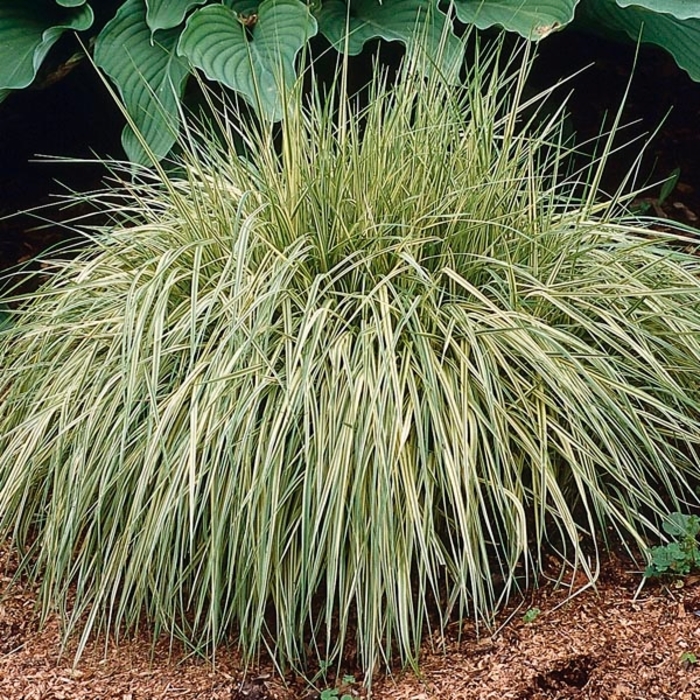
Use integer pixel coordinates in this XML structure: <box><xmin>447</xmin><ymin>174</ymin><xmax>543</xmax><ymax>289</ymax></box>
<box><xmin>316</xmin><ymin>0</ymin><xmax>463</xmax><ymax>81</ymax></box>
<box><xmin>145</xmin><ymin>0</ymin><xmax>207</xmax><ymax>32</ymax></box>
<box><xmin>95</xmin><ymin>0</ymin><xmax>191</xmax><ymax>164</ymax></box>
<box><xmin>178</xmin><ymin>0</ymin><xmax>317</xmax><ymax>121</ymax></box>
<box><xmin>615</xmin><ymin>1</ymin><xmax>700</xmax><ymax>22</ymax></box>
<box><xmin>579</xmin><ymin>0</ymin><xmax>700</xmax><ymax>80</ymax></box>
<box><xmin>452</xmin><ymin>0</ymin><xmax>579</xmax><ymax>38</ymax></box>
<box><xmin>0</xmin><ymin>1</ymin><xmax>94</xmax><ymax>90</ymax></box>
<box><xmin>56</xmin><ymin>0</ymin><xmax>88</xmax><ymax>6</ymax></box>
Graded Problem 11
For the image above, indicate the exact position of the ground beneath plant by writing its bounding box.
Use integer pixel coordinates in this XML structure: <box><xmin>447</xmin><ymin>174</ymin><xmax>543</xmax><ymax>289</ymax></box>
<box><xmin>2</xmin><ymin>545</ymin><xmax>700</xmax><ymax>699</ymax></box>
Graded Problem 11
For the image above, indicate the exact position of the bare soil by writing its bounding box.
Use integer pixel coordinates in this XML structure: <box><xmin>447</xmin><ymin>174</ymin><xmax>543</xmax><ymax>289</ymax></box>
<box><xmin>2</xmin><ymin>543</ymin><xmax>700</xmax><ymax>700</ymax></box>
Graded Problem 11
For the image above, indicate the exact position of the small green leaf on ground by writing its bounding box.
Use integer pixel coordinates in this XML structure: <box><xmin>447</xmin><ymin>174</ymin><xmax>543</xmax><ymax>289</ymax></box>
<box><xmin>523</xmin><ymin>608</ymin><xmax>541</xmax><ymax>623</ymax></box>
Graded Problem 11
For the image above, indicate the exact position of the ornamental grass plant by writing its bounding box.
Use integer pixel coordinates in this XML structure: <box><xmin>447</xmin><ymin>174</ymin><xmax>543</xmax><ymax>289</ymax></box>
<box><xmin>2</xmin><ymin>40</ymin><xmax>700</xmax><ymax>681</ymax></box>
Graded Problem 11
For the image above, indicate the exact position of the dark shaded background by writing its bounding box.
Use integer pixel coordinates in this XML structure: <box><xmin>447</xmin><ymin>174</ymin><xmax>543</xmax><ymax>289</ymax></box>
<box><xmin>1</xmin><ymin>29</ymin><xmax>699</xmax><ymax>273</ymax></box>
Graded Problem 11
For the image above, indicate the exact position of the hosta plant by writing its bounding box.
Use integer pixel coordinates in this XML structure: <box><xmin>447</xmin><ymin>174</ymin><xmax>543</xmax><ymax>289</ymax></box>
<box><xmin>2</xmin><ymin>41</ymin><xmax>700</xmax><ymax>681</ymax></box>
<box><xmin>1</xmin><ymin>0</ymin><xmax>700</xmax><ymax>163</ymax></box>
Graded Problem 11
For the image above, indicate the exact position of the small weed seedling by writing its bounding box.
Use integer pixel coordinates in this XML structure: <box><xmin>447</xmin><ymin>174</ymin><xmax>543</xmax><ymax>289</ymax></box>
<box><xmin>522</xmin><ymin>608</ymin><xmax>541</xmax><ymax>624</ymax></box>
<box><xmin>319</xmin><ymin>674</ymin><xmax>355</xmax><ymax>700</ymax></box>
<box><xmin>645</xmin><ymin>513</ymin><xmax>700</xmax><ymax>578</ymax></box>
<box><xmin>680</xmin><ymin>651</ymin><xmax>698</xmax><ymax>670</ymax></box>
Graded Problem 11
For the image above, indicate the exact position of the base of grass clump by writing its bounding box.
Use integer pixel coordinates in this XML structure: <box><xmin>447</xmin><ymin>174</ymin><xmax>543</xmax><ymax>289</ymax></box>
<box><xmin>2</xmin><ymin>41</ymin><xmax>700</xmax><ymax>681</ymax></box>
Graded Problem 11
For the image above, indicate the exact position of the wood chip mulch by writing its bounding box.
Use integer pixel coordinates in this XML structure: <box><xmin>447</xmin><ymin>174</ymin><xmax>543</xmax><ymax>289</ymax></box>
<box><xmin>373</xmin><ymin>558</ymin><xmax>700</xmax><ymax>700</ymax></box>
<box><xmin>2</xmin><ymin>545</ymin><xmax>700</xmax><ymax>700</ymax></box>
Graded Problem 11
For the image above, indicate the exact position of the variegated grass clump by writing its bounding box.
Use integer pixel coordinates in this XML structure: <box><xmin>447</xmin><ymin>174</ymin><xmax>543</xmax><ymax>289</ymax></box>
<box><xmin>2</xmin><ymin>44</ymin><xmax>700</xmax><ymax>680</ymax></box>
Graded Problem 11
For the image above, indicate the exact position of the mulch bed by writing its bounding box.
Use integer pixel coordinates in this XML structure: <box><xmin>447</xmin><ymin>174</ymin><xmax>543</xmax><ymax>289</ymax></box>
<box><xmin>3</xmin><ymin>543</ymin><xmax>700</xmax><ymax>699</ymax></box>
<box><xmin>374</xmin><ymin>559</ymin><xmax>700</xmax><ymax>700</ymax></box>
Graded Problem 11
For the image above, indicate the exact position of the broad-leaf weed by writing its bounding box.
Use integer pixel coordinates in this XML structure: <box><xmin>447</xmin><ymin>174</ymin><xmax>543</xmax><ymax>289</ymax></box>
<box><xmin>645</xmin><ymin>513</ymin><xmax>700</xmax><ymax>578</ymax></box>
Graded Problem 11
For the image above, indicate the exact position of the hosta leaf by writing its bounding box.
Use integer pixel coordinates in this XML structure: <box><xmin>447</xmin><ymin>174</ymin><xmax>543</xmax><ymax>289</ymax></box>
<box><xmin>0</xmin><ymin>1</ymin><xmax>94</xmax><ymax>90</ymax></box>
<box><xmin>95</xmin><ymin>0</ymin><xmax>191</xmax><ymax>164</ymax></box>
<box><xmin>178</xmin><ymin>0</ymin><xmax>317</xmax><ymax>121</ymax></box>
<box><xmin>145</xmin><ymin>0</ymin><xmax>207</xmax><ymax>32</ymax></box>
<box><xmin>316</xmin><ymin>0</ymin><xmax>463</xmax><ymax>81</ymax></box>
<box><xmin>579</xmin><ymin>0</ymin><xmax>700</xmax><ymax>81</ymax></box>
<box><xmin>56</xmin><ymin>0</ymin><xmax>87</xmax><ymax>6</ymax></box>
<box><xmin>614</xmin><ymin>1</ymin><xmax>700</xmax><ymax>22</ymax></box>
<box><xmin>0</xmin><ymin>89</ymin><xmax>11</xmax><ymax>104</ymax></box>
<box><xmin>452</xmin><ymin>0</ymin><xmax>579</xmax><ymax>39</ymax></box>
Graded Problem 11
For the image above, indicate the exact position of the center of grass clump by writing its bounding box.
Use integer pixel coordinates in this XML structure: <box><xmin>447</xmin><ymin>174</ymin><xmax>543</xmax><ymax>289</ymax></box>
<box><xmin>1</xmin><ymin>41</ymin><xmax>700</xmax><ymax>683</ymax></box>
